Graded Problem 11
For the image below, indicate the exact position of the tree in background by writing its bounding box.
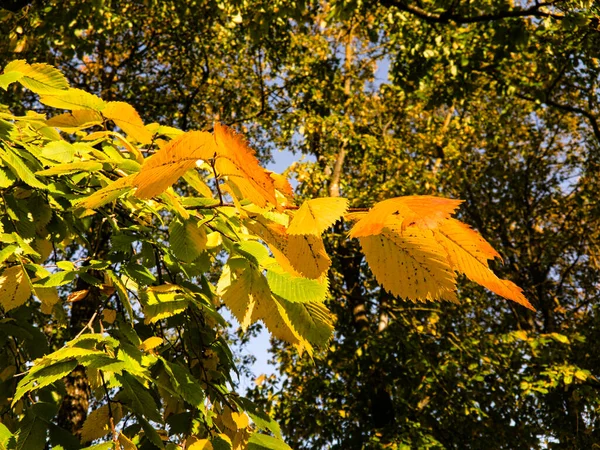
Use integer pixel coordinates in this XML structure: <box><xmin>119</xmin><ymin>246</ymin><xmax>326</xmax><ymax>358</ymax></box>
<box><xmin>1</xmin><ymin>1</ymin><xmax>600</xmax><ymax>449</ymax></box>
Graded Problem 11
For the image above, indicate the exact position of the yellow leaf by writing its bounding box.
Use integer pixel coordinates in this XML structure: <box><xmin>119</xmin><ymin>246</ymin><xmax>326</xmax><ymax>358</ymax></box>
<box><xmin>79</xmin><ymin>175</ymin><xmax>135</xmax><ymax>210</ymax></box>
<box><xmin>287</xmin><ymin>197</ymin><xmax>348</xmax><ymax>235</ymax></box>
<box><xmin>133</xmin><ymin>131</ymin><xmax>217</xmax><ymax>199</ymax></box>
<box><xmin>220</xmin><ymin>267</ymin><xmax>311</xmax><ymax>353</ymax></box>
<box><xmin>285</xmin><ymin>234</ymin><xmax>331</xmax><ymax>279</ymax></box>
<box><xmin>0</xmin><ymin>265</ymin><xmax>32</xmax><ymax>311</ymax></box>
<box><xmin>188</xmin><ymin>439</ymin><xmax>213</xmax><ymax>450</ymax></box>
<box><xmin>349</xmin><ymin>196</ymin><xmax>463</xmax><ymax>238</ymax></box>
<box><xmin>359</xmin><ymin>228</ymin><xmax>457</xmax><ymax>302</ymax></box>
<box><xmin>433</xmin><ymin>219</ymin><xmax>533</xmax><ymax>310</ymax></box>
<box><xmin>255</xmin><ymin>374</ymin><xmax>267</xmax><ymax>386</ymax></box>
<box><xmin>46</xmin><ymin>110</ymin><xmax>103</xmax><ymax>130</ymax></box>
<box><xmin>140</xmin><ymin>336</ymin><xmax>163</xmax><ymax>352</ymax></box>
<box><xmin>221</xmin><ymin>268</ymin><xmax>268</xmax><ymax>331</ymax></box>
<box><xmin>103</xmin><ymin>101</ymin><xmax>153</xmax><ymax>144</ymax></box>
<box><xmin>40</xmin><ymin>87</ymin><xmax>106</xmax><ymax>111</ymax></box>
<box><xmin>102</xmin><ymin>309</ymin><xmax>117</xmax><ymax>324</ymax></box>
<box><xmin>231</xmin><ymin>411</ymin><xmax>249</xmax><ymax>430</ymax></box>
<box><xmin>269</xmin><ymin>171</ymin><xmax>295</xmax><ymax>203</ymax></box>
<box><xmin>34</xmin><ymin>286</ymin><xmax>59</xmax><ymax>308</ymax></box>
<box><xmin>80</xmin><ymin>403</ymin><xmax>123</xmax><ymax>443</ymax></box>
<box><xmin>214</xmin><ymin>123</ymin><xmax>277</xmax><ymax>208</ymax></box>
<box><xmin>118</xmin><ymin>433</ymin><xmax>138</xmax><ymax>450</ymax></box>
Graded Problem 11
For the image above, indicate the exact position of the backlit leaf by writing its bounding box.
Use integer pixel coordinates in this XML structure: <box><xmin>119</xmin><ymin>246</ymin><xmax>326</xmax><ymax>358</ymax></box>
<box><xmin>0</xmin><ymin>147</ymin><xmax>46</xmax><ymax>190</ymax></box>
<box><xmin>40</xmin><ymin>88</ymin><xmax>106</xmax><ymax>111</ymax></box>
<box><xmin>287</xmin><ymin>197</ymin><xmax>348</xmax><ymax>235</ymax></box>
<box><xmin>142</xmin><ymin>284</ymin><xmax>190</xmax><ymax>324</ymax></box>
<box><xmin>169</xmin><ymin>219</ymin><xmax>207</xmax><ymax>263</ymax></box>
<box><xmin>36</xmin><ymin>161</ymin><xmax>103</xmax><ymax>176</ymax></box>
<box><xmin>78</xmin><ymin>175</ymin><xmax>135</xmax><ymax>209</ymax></box>
<box><xmin>0</xmin><ymin>265</ymin><xmax>32</xmax><ymax>311</ymax></box>
<box><xmin>266</xmin><ymin>270</ymin><xmax>328</xmax><ymax>304</ymax></box>
<box><xmin>8</xmin><ymin>60</ymin><xmax>69</xmax><ymax>94</ymax></box>
<box><xmin>133</xmin><ymin>131</ymin><xmax>217</xmax><ymax>198</ymax></box>
<box><xmin>349</xmin><ymin>196</ymin><xmax>463</xmax><ymax>238</ymax></box>
<box><xmin>433</xmin><ymin>218</ymin><xmax>533</xmax><ymax>309</ymax></box>
<box><xmin>40</xmin><ymin>141</ymin><xmax>76</xmax><ymax>163</ymax></box>
<box><xmin>285</xmin><ymin>234</ymin><xmax>331</xmax><ymax>279</ymax></box>
<box><xmin>80</xmin><ymin>404</ymin><xmax>123</xmax><ymax>443</ymax></box>
<box><xmin>46</xmin><ymin>110</ymin><xmax>103</xmax><ymax>130</ymax></box>
<box><xmin>359</xmin><ymin>228</ymin><xmax>457</xmax><ymax>302</ymax></box>
<box><xmin>214</xmin><ymin>123</ymin><xmax>277</xmax><ymax>208</ymax></box>
<box><xmin>103</xmin><ymin>101</ymin><xmax>153</xmax><ymax>144</ymax></box>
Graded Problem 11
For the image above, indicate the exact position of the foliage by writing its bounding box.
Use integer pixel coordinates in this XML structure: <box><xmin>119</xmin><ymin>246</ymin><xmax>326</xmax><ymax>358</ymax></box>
<box><xmin>2</xmin><ymin>0</ymin><xmax>600</xmax><ymax>449</ymax></box>
<box><xmin>0</xmin><ymin>59</ymin><xmax>529</xmax><ymax>449</ymax></box>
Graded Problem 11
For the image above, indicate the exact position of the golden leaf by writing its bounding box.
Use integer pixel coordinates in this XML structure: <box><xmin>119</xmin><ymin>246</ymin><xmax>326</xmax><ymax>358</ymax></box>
<box><xmin>434</xmin><ymin>219</ymin><xmax>533</xmax><ymax>309</ymax></box>
<box><xmin>287</xmin><ymin>197</ymin><xmax>348</xmax><ymax>236</ymax></box>
<box><xmin>359</xmin><ymin>228</ymin><xmax>457</xmax><ymax>302</ymax></box>
<box><xmin>102</xmin><ymin>309</ymin><xmax>117</xmax><ymax>324</ymax></box>
<box><xmin>46</xmin><ymin>110</ymin><xmax>103</xmax><ymax>130</ymax></box>
<box><xmin>78</xmin><ymin>175</ymin><xmax>135</xmax><ymax>210</ymax></box>
<box><xmin>188</xmin><ymin>439</ymin><xmax>213</xmax><ymax>450</ymax></box>
<box><xmin>285</xmin><ymin>234</ymin><xmax>331</xmax><ymax>279</ymax></box>
<box><xmin>349</xmin><ymin>196</ymin><xmax>463</xmax><ymax>238</ymax></box>
<box><xmin>140</xmin><ymin>336</ymin><xmax>163</xmax><ymax>352</ymax></box>
<box><xmin>214</xmin><ymin>123</ymin><xmax>277</xmax><ymax>207</ymax></box>
<box><xmin>67</xmin><ymin>289</ymin><xmax>89</xmax><ymax>303</ymax></box>
<box><xmin>0</xmin><ymin>265</ymin><xmax>32</xmax><ymax>311</ymax></box>
<box><xmin>133</xmin><ymin>131</ymin><xmax>217</xmax><ymax>199</ymax></box>
<box><xmin>103</xmin><ymin>101</ymin><xmax>153</xmax><ymax>144</ymax></box>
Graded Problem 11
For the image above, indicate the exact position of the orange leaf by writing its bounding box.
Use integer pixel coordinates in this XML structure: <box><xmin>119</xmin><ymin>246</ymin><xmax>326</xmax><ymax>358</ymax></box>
<box><xmin>133</xmin><ymin>131</ymin><xmax>217</xmax><ymax>199</ymax></box>
<box><xmin>213</xmin><ymin>123</ymin><xmax>276</xmax><ymax>207</ymax></box>
<box><xmin>349</xmin><ymin>196</ymin><xmax>463</xmax><ymax>238</ymax></box>
<box><xmin>359</xmin><ymin>228</ymin><xmax>457</xmax><ymax>302</ymax></box>
<box><xmin>103</xmin><ymin>101</ymin><xmax>153</xmax><ymax>144</ymax></box>
<box><xmin>434</xmin><ymin>219</ymin><xmax>533</xmax><ymax>310</ymax></box>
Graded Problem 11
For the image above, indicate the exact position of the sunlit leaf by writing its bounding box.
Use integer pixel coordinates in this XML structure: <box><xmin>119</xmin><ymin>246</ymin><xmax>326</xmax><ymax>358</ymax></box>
<box><xmin>0</xmin><ymin>265</ymin><xmax>32</xmax><ymax>311</ymax></box>
<box><xmin>133</xmin><ymin>130</ymin><xmax>217</xmax><ymax>198</ymax></box>
<box><xmin>287</xmin><ymin>197</ymin><xmax>348</xmax><ymax>235</ymax></box>
<box><xmin>349</xmin><ymin>196</ymin><xmax>463</xmax><ymax>238</ymax></box>
<box><xmin>214</xmin><ymin>123</ymin><xmax>277</xmax><ymax>208</ymax></box>
<box><xmin>103</xmin><ymin>101</ymin><xmax>153</xmax><ymax>144</ymax></box>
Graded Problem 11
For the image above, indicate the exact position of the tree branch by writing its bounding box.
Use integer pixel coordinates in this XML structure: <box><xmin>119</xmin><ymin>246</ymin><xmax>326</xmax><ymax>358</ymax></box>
<box><xmin>377</xmin><ymin>0</ymin><xmax>565</xmax><ymax>24</ymax></box>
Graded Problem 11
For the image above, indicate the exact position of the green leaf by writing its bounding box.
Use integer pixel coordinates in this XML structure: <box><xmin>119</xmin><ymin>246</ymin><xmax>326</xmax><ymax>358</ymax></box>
<box><xmin>233</xmin><ymin>241</ymin><xmax>271</xmax><ymax>266</ymax></box>
<box><xmin>169</xmin><ymin>219</ymin><xmax>207</xmax><ymax>263</ymax></box>
<box><xmin>139</xmin><ymin>417</ymin><xmax>165</xmax><ymax>449</ymax></box>
<box><xmin>266</xmin><ymin>270</ymin><xmax>328</xmax><ymax>303</ymax></box>
<box><xmin>16</xmin><ymin>62</ymin><xmax>69</xmax><ymax>95</ymax></box>
<box><xmin>277</xmin><ymin>297</ymin><xmax>334</xmax><ymax>347</ymax></box>
<box><xmin>141</xmin><ymin>285</ymin><xmax>190</xmax><ymax>324</ymax></box>
<box><xmin>15</xmin><ymin>414</ymin><xmax>47</xmax><ymax>450</ymax></box>
<box><xmin>36</xmin><ymin>161</ymin><xmax>104</xmax><ymax>176</ymax></box>
<box><xmin>161</xmin><ymin>359</ymin><xmax>205</xmax><ymax>409</ymax></box>
<box><xmin>39</xmin><ymin>88</ymin><xmax>106</xmax><ymax>111</ymax></box>
<box><xmin>0</xmin><ymin>147</ymin><xmax>46</xmax><ymax>190</ymax></box>
<box><xmin>40</xmin><ymin>141</ymin><xmax>76</xmax><ymax>163</ymax></box>
<box><xmin>248</xmin><ymin>433</ymin><xmax>292</xmax><ymax>450</ymax></box>
<box><xmin>0</xmin><ymin>422</ymin><xmax>15</xmax><ymax>450</ymax></box>
<box><xmin>118</xmin><ymin>373</ymin><xmax>162</xmax><ymax>423</ymax></box>
<box><xmin>12</xmin><ymin>360</ymin><xmax>77</xmax><ymax>406</ymax></box>
<box><xmin>124</xmin><ymin>263</ymin><xmax>156</xmax><ymax>285</ymax></box>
